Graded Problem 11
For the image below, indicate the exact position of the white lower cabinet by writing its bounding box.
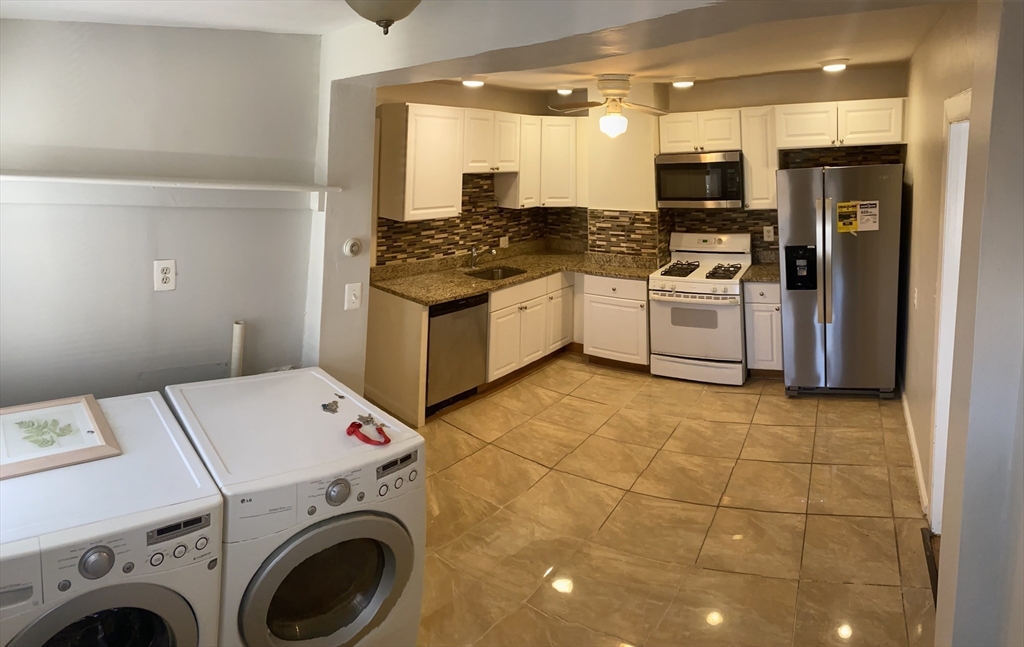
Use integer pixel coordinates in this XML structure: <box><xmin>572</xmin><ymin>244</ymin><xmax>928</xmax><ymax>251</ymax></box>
<box><xmin>519</xmin><ymin>296</ymin><xmax>548</xmax><ymax>365</ymax></box>
<box><xmin>487</xmin><ymin>275</ymin><xmax>575</xmax><ymax>381</ymax></box>
<box><xmin>583</xmin><ymin>277</ymin><xmax>648</xmax><ymax>365</ymax></box>
<box><xmin>488</xmin><ymin>305</ymin><xmax>522</xmax><ymax>381</ymax></box>
<box><xmin>546</xmin><ymin>286</ymin><xmax>573</xmax><ymax>353</ymax></box>
<box><xmin>743</xmin><ymin>282</ymin><xmax>783</xmax><ymax>370</ymax></box>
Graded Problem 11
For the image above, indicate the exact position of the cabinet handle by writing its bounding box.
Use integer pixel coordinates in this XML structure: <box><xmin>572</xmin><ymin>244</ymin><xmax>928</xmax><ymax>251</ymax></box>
<box><xmin>611</xmin><ymin>287</ymin><xmax>617</xmax><ymax>292</ymax></box>
<box><xmin>775</xmin><ymin>306</ymin><xmax>780</xmax><ymax>311</ymax></box>
<box><xmin>831</xmin><ymin>139</ymin><xmax>836</xmax><ymax>145</ymax></box>
<box><xmin>521</xmin><ymin>204</ymin><xmax>525</xmax><ymax>208</ymax></box>
<box><xmin>640</xmin><ymin>303</ymin><xmax>645</xmax><ymax>310</ymax></box>
<box><xmin>700</xmin><ymin>146</ymin><xmax>705</xmax><ymax>151</ymax></box>
<box><xmin>693</xmin><ymin>146</ymin><xmax>698</xmax><ymax>151</ymax></box>
<box><xmin>549</xmin><ymin>295</ymin><xmax>554</xmax><ymax>300</ymax></box>
<box><xmin>759</xmin><ymin>291</ymin><xmax>765</xmax><ymax>297</ymax></box>
<box><xmin>839</xmin><ymin>139</ymin><xmax>844</xmax><ymax>145</ymax></box>
<box><xmin>745</xmin><ymin>204</ymin><xmax>750</xmax><ymax>208</ymax></box>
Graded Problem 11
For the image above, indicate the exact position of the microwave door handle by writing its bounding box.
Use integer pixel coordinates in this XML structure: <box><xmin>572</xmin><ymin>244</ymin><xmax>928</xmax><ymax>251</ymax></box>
<box><xmin>816</xmin><ymin>199</ymin><xmax>826</xmax><ymax>324</ymax></box>
<box><xmin>824</xmin><ymin>197</ymin><xmax>834</xmax><ymax>324</ymax></box>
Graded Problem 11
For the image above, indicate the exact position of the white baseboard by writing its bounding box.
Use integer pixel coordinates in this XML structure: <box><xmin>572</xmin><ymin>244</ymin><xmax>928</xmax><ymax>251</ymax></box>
<box><xmin>901</xmin><ymin>392</ymin><xmax>931</xmax><ymax>521</ymax></box>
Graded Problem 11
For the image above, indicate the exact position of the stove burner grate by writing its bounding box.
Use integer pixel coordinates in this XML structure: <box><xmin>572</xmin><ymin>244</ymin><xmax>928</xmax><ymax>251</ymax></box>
<box><xmin>705</xmin><ymin>263</ymin><xmax>742</xmax><ymax>280</ymax></box>
<box><xmin>661</xmin><ymin>261</ymin><xmax>700</xmax><ymax>278</ymax></box>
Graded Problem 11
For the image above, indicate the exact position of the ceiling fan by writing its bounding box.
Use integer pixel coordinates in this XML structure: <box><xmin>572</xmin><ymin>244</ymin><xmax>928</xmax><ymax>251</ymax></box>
<box><xmin>548</xmin><ymin>74</ymin><xmax>667</xmax><ymax>138</ymax></box>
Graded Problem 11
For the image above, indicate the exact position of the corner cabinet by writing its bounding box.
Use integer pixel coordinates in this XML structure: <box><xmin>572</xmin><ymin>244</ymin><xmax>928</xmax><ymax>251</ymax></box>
<box><xmin>775</xmin><ymin>99</ymin><xmax>905</xmax><ymax>149</ymax></box>
<box><xmin>740</xmin><ymin>106</ymin><xmax>778</xmax><ymax>210</ymax></box>
<box><xmin>378</xmin><ymin>103</ymin><xmax>464</xmax><ymax>221</ymax></box>
<box><xmin>539</xmin><ymin>116</ymin><xmax>577</xmax><ymax>207</ymax></box>
<box><xmin>487</xmin><ymin>274</ymin><xmax>574</xmax><ymax>382</ymax></box>
<box><xmin>660</xmin><ymin>110</ymin><xmax>741</xmax><ymax>153</ymax></box>
<box><xmin>583</xmin><ymin>276</ymin><xmax>648</xmax><ymax>365</ymax></box>
<box><xmin>743</xmin><ymin>283</ymin><xmax>783</xmax><ymax>371</ymax></box>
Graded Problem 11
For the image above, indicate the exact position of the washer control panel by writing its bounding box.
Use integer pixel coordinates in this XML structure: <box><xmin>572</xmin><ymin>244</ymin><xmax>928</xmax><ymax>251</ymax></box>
<box><xmin>375</xmin><ymin>449</ymin><xmax>421</xmax><ymax>500</ymax></box>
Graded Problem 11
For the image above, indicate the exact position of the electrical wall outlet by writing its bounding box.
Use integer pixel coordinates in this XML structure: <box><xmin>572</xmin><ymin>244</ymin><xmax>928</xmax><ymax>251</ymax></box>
<box><xmin>499</xmin><ymin>236</ymin><xmax>510</xmax><ymax>248</ymax></box>
<box><xmin>345</xmin><ymin>282</ymin><xmax>363</xmax><ymax>310</ymax></box>
<box><xmin>153</xmin><ymin>260</ymin><xmax>176</xmax><ymax>291</ymax></box>
<box><xmin>763</xmin><ymin>225</ymin><xmax>775</xmax><ymax>242</ymax></box>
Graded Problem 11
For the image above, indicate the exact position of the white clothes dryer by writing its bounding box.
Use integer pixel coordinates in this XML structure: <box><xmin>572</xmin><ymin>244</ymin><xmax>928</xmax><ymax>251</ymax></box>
<box><xmin>165</xmin><ymin>368</ymin><xmax>425</xmax><ymax>647</ymax></box>
<box><xmin>0</xmin><ymin>392</ymin><xmax>223</xmax><ymax>647</ymax></box>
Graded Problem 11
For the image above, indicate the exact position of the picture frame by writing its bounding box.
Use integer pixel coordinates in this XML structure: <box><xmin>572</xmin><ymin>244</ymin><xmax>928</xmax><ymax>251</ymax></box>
<box><xmin>0</xmin><ymin>395</ymin><xmax>122</xmax><ymax>480</ymax></box>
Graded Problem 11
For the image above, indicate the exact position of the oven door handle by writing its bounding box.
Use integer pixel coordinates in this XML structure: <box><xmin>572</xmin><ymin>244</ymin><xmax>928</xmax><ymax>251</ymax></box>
<box><xmin>648</xmin><ymin>292</ymin><xmax>740</xmax><ymax>306</ymax></box>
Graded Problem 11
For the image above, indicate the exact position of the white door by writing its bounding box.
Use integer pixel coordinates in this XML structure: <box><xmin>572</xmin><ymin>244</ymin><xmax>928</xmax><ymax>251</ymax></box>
<box><xmin>740</xmin><ymin>106</ymin><xmax>779</xmax><ymax>209</ymax></box>
<box><xmin>540</xmin><ymin>117</ymin><xmax>576</xmax><ymax>206</ymax></box>
<box><xmin>463</xmin><ymin>109</ymin><xmax>496</xmax><ymax>173</ymax></box>
<box><xmin>493</xmin><ymin>112</ymin><xmax>521</xmax><ymax>172</ymax></box>
<box><xmin>745</xmin><ymin>302</ymin><xmax>783</xmax><ymax>370</ymax></box>
<box><xmin>519</xmin><ymin>296</ymin><xmax>548</xmax><ymax>365</ymax></box>
<box><xmin>659</xmin><ymin>112</ymin><xmax>700</xmax><ymax>153</ymax></box>
<box><xmin>487</xmin><ymin>305</ymin><xmax>521</xmax><ymax>381</ymax></box>
<box><xmin>583</xmin><ymin>295</ymin><xmax>648</xmax><ymax>364</ymax></box>
<box><xmin>775</xmin><ymin>102</ymin><xmax>838</xmax><ymax>149</ymax></box>
<box><xmin>546</xmin><ymin>286</ymin><xmax>573</xmax><ymax>354</ymax></box>
<box><xmin>698</xmin><ymin>109</ymin><xmax>742</xmax><ymax>151</ymax></box>
<box><xmin>405</xmin><ymin>104</ymin><xmax>464</xmax><ymax>220</ymax></box>
<box><xmin>837</xmin><ymin>98</ymin><xmax>905</xmax><ymax>146</ymax></box>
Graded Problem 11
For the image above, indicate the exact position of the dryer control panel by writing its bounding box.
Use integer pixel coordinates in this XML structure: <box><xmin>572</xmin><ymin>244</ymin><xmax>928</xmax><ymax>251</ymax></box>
<box><xmin>373</xmin><ymin>449</ymin><xmax>421</xmax><ymax>500</ymax></box>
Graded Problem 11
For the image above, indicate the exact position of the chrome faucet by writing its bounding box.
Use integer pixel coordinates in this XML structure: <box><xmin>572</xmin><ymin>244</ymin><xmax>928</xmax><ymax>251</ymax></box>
<box><xmin>470</xmin><ymin>247</ymin><xmax>496</xmax><ymax>269</ymax></box>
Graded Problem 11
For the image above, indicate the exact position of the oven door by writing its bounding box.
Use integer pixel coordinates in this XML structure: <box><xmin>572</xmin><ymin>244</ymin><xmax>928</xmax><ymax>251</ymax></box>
<box><xmin>649</xmin><ymin>291</ymin><xmax>744</xmax><ymax>361</ymax></box>
<box><xmin>655</xmin><ymin>152</ymin><xmax>744</xmax><ymax>208</ymax></box>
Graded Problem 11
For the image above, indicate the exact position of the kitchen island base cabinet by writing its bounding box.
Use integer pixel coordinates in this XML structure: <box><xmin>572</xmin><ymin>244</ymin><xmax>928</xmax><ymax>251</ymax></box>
<box><xmin>582</xmin><ymin>276</ymin><xmax>648</xmax><ymax>365</ymax></box>
<box><xmin>744</xmin><ymin>283</ymin><xmax>783</xmax><ymax>371</ymax></box>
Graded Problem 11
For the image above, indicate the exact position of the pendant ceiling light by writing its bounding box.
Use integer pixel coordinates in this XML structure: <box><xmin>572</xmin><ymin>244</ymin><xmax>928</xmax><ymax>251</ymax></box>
<box><xmin>345</xmin><ymin>0</ymin><xmax>422</xmax><ymax>35</ymax></box>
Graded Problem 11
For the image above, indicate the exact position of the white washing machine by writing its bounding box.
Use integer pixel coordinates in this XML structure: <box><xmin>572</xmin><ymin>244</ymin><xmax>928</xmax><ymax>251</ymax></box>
<box><xmin>165</xmin><ymin>367</ymin><xmax>425</xmax><ymax>647</ymax></box>
<box><xmin>0</xmin><ymin>392</ymin><xmax>223</xmax><ymax>647</ymax></box>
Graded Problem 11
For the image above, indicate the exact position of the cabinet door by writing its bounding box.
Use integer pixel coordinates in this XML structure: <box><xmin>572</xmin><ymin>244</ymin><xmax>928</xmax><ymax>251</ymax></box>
<box><xmin>493</xmin><ymin>112</ymin><xmax>521</xmax><ymax>172</ymax></box>
<box><xmin>487</xmin><ymin>305</ymin><xmax>521</xmax><ymax>382</ymax></box>
<box><xmin>698</xmin><ymin>109</ymin><xmax>742</xmax><ymax>151</ymax></box>
<box><xmin>464</xmin><ymin>109</ymin><xmax>496</xmax><ymax>173</ymax></box>
<box><xmin>745</xmin><ymin>302</ymin><xmax>783</xmax><ymax>370</ymax></box>
<box><xmin>519</xmin><ymin>296</ymin><xmax>548</xmax><ymax>365</ymax></box>
<box><xmin>740</xmin><ymin>106</ymin><xmax>779</xmax><ymax>210</ymax></box>
<box><xmin>659</xmin><ymin>112</ymin><xmax>700</xmax><ymax>153</ymax></box>
<box><xmin>775</xmin><ymin>102</ymin><xmax>838</xmax><ymax>149</ymax></box>
<box><xmin>546</xmin><ymin>286</ymin><xmax>573</xmax><ymax>354</ymax></box>
<box><xmin>837</xmin><ymin>98</ymin><xmax>905</xmax><ymax>146</ymax></box>
<box><xmin>540</xmin><ymin>117</ymin><xmax>576</xmax><ymax>206</ymax></box>
<box><xmin>406</xmin><ymin>104</ymin><xmax>465</xmax><ymax>220</ymax></box>
<box><xmin>519</xmin><ymin>116</ymin><xmax>541</xmax><ymax>208</ymax></box>
<box><xmin>583</xmin><ymin>295</ymin><xmax>648</xmax><ymax>365</ymax></box>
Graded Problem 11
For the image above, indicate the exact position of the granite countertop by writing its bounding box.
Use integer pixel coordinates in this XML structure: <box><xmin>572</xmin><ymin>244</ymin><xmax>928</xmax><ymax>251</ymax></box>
<box><xmin>371</xmin><ymin>253</ymin><xmax>653</xmax><ymax>306</ymax></box>
<box><xmin>742</xmin><ymin>263</ymin><xmax>781</xmax><ymax>283</ymax></box>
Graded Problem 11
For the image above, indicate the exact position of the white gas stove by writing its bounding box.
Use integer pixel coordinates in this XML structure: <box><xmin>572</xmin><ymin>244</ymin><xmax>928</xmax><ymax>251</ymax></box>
<box><xmin>648</xmin><ymin>233</ymin><xmax>752</xmax><ymax>385</ymax></box>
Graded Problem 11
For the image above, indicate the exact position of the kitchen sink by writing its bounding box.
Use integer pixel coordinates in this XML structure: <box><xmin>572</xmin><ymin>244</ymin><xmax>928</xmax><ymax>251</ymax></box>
<box><xmin>465</xmin><ymin>266</ymin><xmax>527</xmax><ymax>281</ymax></box>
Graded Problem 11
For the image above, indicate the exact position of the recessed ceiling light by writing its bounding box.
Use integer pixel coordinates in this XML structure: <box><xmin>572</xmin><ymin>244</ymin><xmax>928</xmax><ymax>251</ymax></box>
<box><xmin>556</xmin><ymin>88</ymin><xmax>573</xmax><ymax>96</ymax></box>
<box><xmin>820</xmin><ymin>59</ymin><xmax>849</xmax><ymax>73</ymax></box>
<box><xmin>461</xmin><ymin>76</ymin><xmax>485</xmax><ymax>88</ymax></box>
<box><xmin>672</xmin><ymin>78</ymin><xmax>695</xmax><ymax>88</ymax></box>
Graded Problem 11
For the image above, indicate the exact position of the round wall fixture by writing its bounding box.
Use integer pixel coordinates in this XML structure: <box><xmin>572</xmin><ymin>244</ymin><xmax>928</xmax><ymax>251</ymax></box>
<box><xmin>343</xmin><ymin>239</ymin><xmax>363</xmax><ymax>257</ymax></box>
<box><xmin>344</xmin><ymin>0</ymin><xmax>421</xmax><ymax>35</ymax></box>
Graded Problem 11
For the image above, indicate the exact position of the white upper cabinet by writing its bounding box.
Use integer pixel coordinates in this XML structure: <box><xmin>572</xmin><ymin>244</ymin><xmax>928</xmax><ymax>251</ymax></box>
<box><xmin>495</xmin><ymin>115</ymin><xmax>540</xmax><ymax>209</ymax></box>
<box><xmin>775</xmin><ymin>102</ymin><xmax>839</xmax><ymax>149</ymax></box>
<box><xmin>660</xmin><ymin>110</ymin><xmax>741</xmax><ymax>153</ymax></box>
<box><xmin>378</xmin><ymin>103</ymin><xmax>464</xmax><ymax>222</ymax></box>
<box><xmin>659</xmin><ymin>112</ymin><xmax>700</xmax><ymax>153</ymax></box>
<box><xmin>837</xmin><ymin>98</ymin><xmax>905</xmax><ymax>146</ymax></box>
<box><xmin>540</xmin><ymin>116</ymin><xmax>576</xmax><ymax>207</ymax></box>
<box><xmin>776</xmin><ymin>99</ymin><xmax>905</xmax><ymax>149</ymax></box>
<box><xmin>463</xmin><ymin>109</ymin><xmax>496</xmax><ymax>173</ymax></box>
<box><xmin>493</xmin><ymin>112</ymin><xmax>521</xmax><ymax>172</ymax></box>
<box><xmin>740</xmin><ymin>106</ymin><xmax>779</xmax><ymax>210</ymax></box>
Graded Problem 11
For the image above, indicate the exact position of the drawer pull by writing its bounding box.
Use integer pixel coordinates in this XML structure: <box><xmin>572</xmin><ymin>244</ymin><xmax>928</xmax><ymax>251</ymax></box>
<box><xmin>611</xmin><ymin>287</ymin><xmax>617</xmax><ymax>292</ymax></box>
<box><xmin>759</xmin><ymin>291</ymin><xmax>765</xmax><ymax>297</ymax></box>
<box><xmin>775</xmin><ymin>306</ymin><xmax>780</xmax><ymax>311</ymax></box>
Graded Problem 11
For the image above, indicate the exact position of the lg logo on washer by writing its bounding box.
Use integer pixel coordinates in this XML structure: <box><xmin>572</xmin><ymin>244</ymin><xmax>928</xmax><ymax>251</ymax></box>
<box><xmin>240</xmin><ymin>498</ymin><xmax>252</xmax><ymax>504</ymax></box>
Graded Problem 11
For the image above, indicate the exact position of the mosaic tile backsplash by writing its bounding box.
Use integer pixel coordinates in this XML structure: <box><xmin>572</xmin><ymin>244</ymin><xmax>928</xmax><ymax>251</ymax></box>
<box><xmin>779</xmin><ymin>144</ymin><xmax>907</xmax><ymax>170</ymax></box>
<box><xmin>586</xmin><ymin>210</ymin><xmax>660</xmax><ymax>258</ymax></box>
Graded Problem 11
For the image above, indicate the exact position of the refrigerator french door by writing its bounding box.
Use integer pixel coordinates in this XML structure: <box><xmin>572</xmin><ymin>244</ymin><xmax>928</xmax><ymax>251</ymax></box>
<box><xmin>777</xmin><ymin>164</ymin><xmax>903</xmax><ymax>393</ymax></box>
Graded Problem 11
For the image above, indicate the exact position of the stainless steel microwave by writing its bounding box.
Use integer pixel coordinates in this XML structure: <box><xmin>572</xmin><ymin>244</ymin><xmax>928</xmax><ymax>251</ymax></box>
<box><xmin>655</xmin><ymin>151</ymin><xmax>744</xmax><ymax>209</ymax></box>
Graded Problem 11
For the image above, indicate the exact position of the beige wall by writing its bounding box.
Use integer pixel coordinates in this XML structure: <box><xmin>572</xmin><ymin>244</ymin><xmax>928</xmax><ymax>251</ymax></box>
<box><xmin>376</xmin><ymin>81</ymin><xmax>551</xmax><ymax>115</ymax></box>
<box><xmin>902</xmin><ymin>3</ymin><xmax>977</xmax><ymax>509</ymax></box>
<box><xmin>666</xmin><ymin>63</ymin><xmax>909</xmax><ymax>112</ymax></box>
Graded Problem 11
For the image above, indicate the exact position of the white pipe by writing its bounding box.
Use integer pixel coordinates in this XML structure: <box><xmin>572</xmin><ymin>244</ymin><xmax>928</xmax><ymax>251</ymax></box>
<box><xmin>230</xmin><ymin>321</ymin><xmax>246</xmax><ymax>377</ymax></box>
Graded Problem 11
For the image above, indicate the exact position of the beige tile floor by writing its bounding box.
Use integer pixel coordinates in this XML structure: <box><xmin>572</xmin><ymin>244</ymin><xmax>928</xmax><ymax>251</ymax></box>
<box><xmin>418</xmin><ymin>353</ymin><xmax>936</xmax><ymax>647</ymax></box>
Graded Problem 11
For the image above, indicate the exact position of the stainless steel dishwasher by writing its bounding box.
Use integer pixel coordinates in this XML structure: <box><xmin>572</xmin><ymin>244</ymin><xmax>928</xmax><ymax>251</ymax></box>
<box><xmin>426</xmin><ymin>293</ymin><xmax>488</xmax><ymax>414</ymax></box>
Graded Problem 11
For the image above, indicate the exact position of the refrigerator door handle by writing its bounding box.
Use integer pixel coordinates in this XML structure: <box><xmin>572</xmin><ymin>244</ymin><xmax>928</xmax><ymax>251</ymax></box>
<box><xmin>824</xmin><ymin>197</ymin><xmax>834</xmax><ymax>324</ymax></box>
<box><xmin>816</xmin><ymin>198</ymin><xmax>826</xmax><ymax>324</ymax></box>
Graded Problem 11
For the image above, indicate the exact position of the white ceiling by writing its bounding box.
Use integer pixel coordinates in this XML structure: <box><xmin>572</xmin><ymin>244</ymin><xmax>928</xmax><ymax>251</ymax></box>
<box><xmin>483</xmin><ymin>4</ymin><xmax>948</xmax><ymax>90</ymax></box>
<box><xmin>0</xmin><ymin>0</ymin><xmax>362</xmax><ymax>35</ymax></box>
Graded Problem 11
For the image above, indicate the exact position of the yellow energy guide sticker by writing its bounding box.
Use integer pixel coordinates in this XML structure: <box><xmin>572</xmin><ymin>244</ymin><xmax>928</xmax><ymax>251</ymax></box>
<box><xmin>837</xmin><ymin>201</ymin><xmax>859</xmax><ymax>233</ymax></box>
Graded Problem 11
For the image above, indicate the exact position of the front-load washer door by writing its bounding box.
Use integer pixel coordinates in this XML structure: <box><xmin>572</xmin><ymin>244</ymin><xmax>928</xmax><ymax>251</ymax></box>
<box><xmin>6</xmin><ymin>582</ymin><xmax>199</xmax><ymax>647</ymax></box>
<box><xmin>239</xmin><ymin>512</ymin><xmax>414</xmax><ymax>647</ymax></box>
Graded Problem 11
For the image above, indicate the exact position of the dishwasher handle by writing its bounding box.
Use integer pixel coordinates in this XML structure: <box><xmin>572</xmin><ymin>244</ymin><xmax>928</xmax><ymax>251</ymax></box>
<box><xmin>429</xmin><ymin>293</ymin><xmax>489</xmax><ymax>318</ymax></box>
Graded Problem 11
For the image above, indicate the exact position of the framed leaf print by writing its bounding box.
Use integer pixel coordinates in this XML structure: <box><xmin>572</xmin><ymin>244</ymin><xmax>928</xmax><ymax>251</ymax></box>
<box><xmin>0</xmin><ymin>395</ymin><xmax>121</xmax><ymax>480</ymax></box>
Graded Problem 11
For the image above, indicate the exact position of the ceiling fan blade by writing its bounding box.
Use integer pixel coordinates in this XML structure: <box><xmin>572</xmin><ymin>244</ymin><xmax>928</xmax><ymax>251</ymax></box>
<box><xmin>622</xmin><ymin>101</ymin><xmax>667</xmax><ymax>116</ymax></box>
<box><xmin>548</xmin><ymin>100</ymin><xmax>606</xmax><ymax>114</ymax></box>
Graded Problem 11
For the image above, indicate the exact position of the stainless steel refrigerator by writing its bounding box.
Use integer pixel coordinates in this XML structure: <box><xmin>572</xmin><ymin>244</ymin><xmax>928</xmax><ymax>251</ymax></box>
<box><xmin>776</xmin><ymin>164</ymin><xmax>903</xmax><ymax>395</ymax></box>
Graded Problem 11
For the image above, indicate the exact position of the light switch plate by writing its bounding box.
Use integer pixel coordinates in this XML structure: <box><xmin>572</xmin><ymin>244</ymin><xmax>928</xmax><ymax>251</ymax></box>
<box><xmin>345</xmin><ymin>283</ymin><xmax>362</xmax><ymax>310</ymax></box>
<box><xmin>763</xmin><ymin>226</ymin><xmax>775</xmax><ymax>242</ymax></box>
<box><xmin>499</xmin><ymin>236</ymin><xmax>510</xmax><ymax>248</ymax></box>
<box><xmin>154</xmin><ymin>260</ymin><xmax>176</xmax><ymax>291</ymax></box>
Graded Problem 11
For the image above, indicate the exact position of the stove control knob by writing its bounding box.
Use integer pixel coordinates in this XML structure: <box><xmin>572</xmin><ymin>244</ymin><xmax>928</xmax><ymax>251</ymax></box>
<box><xmin>711</xmin><ymin>287</ymin><xmax>718</xmax><ymax>293</ymax></box>
<box><xmin>326</xmin><ymin>478</ymin><xmax>351</xmax><ymax>507</ymax></box>
<box><xmin>79</xmin><ymin>545</ymin><xmax>115</xmax><ymax>580</ymax></box>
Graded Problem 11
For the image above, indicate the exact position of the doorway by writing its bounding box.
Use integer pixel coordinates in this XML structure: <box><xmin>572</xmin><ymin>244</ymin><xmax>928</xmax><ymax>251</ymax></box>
<box><xmin>930</xmin><ymin>90</ymin><xmax>971</xmax><ymax>534</ymax></box>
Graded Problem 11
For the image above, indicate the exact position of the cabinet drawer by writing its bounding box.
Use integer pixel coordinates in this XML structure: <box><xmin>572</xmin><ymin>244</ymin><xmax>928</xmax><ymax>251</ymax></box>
<box><xmin>584</xmin><ymin>275</ymin><xmax>647</xmax><ymax>301</ymax></box>
<box><xmin>490</xmin><ymin>277</ymin><xmax>546</xmax><ymax>312</ymax></box>
<box><xmin>744</xmin><ymin>282</ymin><xmax>781</xmax><ymax>304</ymax></box>
<box><xmin>545</xmin><ymin>272</ymin><xmax>573</xmax><ymax>293</ymax></box>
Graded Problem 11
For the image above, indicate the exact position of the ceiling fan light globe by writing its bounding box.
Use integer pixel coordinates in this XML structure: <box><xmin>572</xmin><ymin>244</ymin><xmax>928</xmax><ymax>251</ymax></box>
<box><xmin>556</xmin><ymin>88</ymin><xmax>574</xmax><ymax>96</ymax></box>
<box><xmin>345</xmin><ymin>0</ymin><xmax>422</xmax><ymax>34</ymax></box>
<box><xmin>600</xmin><ymin>113</ymin><xmax>628</xmax><ymax>138</ymax></box>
